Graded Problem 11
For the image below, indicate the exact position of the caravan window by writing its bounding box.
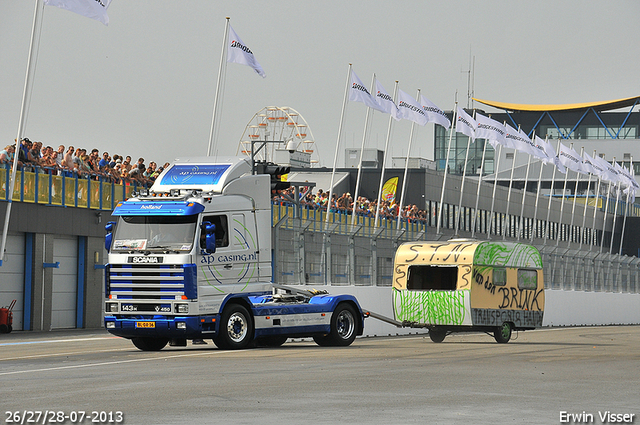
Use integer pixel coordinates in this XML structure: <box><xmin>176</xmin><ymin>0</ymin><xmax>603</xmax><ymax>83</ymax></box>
<box><xmin>493</xmin><ymin>268</ymin><xmax>507</xmax><ymax>286</ymax></box>
<box><xmin>518</xmin><ymin>269</ymin><xmax>538</xmax><ymax>290</ymax></box>
<box><xmin>407</xmin><ymin>265</ymin><xmax>457</xmax><ymax>291</ymax></box>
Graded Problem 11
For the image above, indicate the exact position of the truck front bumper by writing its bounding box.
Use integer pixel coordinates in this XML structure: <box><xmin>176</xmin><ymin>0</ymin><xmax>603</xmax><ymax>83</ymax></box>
<box><xmin>104</xmin><ymin>315</ymin><xmax>219</xmax><ymax>339</ymax></box>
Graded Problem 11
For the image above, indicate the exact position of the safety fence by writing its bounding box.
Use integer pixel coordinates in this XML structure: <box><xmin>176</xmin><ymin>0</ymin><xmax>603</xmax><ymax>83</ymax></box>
<box><xmin>0</xmin><ymin>164</ymin><xmax>145</xmax><ymax>210</ymax></box>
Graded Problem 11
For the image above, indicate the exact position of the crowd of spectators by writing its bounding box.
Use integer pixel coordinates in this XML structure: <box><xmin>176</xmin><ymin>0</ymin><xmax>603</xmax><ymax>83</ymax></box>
<box><xmin>272</xmin><ymin>186</ymin><xmax>429</xmax><ymax>224</ymax></box>
<box><xmin>0</xmin><ymin>138</ymin><xmax>170</xmax><ymax>188</ymax></box>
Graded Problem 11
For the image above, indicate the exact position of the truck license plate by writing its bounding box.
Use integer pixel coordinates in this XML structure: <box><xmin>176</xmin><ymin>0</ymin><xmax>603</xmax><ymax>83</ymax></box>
<box><xmin>136</xmin><ymin>321</ymin><xmax>155</xmax><ymax>328</ymax></box>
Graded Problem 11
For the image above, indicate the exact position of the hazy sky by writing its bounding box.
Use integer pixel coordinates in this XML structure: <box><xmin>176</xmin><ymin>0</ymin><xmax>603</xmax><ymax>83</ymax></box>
<box><xmin>2</xmin><ymin>1</ymin><xmax>639</xmax><ymax>168</ymax></box>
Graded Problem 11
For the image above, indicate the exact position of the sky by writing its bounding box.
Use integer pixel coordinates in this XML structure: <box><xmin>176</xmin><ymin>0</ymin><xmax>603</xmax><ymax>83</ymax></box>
<box><xmin>1</xmin><ymin>0</ymin><xmax>639</xmax><ymax>169</ymax></box>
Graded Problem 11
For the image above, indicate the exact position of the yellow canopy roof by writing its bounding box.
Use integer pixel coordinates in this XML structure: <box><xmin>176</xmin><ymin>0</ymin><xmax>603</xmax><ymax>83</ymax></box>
<box><xmin>473</xmin><ymin>96</ymin><xmax>640</xmax><ymax>112</ymax></box>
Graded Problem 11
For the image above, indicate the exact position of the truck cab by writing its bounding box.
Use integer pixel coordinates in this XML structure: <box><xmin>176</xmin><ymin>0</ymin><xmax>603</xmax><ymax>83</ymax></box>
<box><xmin>104</xmin><ymin>157</ymin><xmax>364</xmax><ymax>350</ymax></box>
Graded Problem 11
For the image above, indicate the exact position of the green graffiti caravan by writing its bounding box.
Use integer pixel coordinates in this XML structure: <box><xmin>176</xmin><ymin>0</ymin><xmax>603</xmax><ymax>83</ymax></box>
<box><xmin>392</xmin><ymin>239</ymin><xmax>544</xmax><ymax>343</ymax></box>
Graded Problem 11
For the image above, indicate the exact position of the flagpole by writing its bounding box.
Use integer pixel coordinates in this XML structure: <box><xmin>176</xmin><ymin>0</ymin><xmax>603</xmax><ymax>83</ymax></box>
<box><xmin>599</xmin><ymin>179</ymin><xmax>613</xmax><ymax>253</ymax></box>
<box><xmin>543</xmin><ymin>140</ymin><xmax>561</xmax><ymax>246</ymax></box>
<box><xmin>555</xmin><ymin>143</ymin><xmax>573</xmax><ymax>247</ymax></box>
<box><xmin>325</xmin><ymin>64</ymin><xmax>352</xmax><ymax>229</ymax></box>
<box><xmin>589</xmin><ymin>150</ymin><xmax>602</xmax><ymax>250</ymax></box>
<box><xmin>608</xmin><ymin>160</ymin><xmax>622</xmax><ymax>255</ymax></box>
<box><xmin>567</xmin><ymin>147</ymin><xmax>585</xmax><ymax>244</ymax></box>
<box><xmin>471</xmin><ymin>135</ymin><xmax>488</xmax><ymax>238</ymax></box>
<box><xmin>396</xmin><ymin>89</ymin><xmax>420</xmax><ymax>230</ymax></box>
<box><xmin>579</xmin><ymin>159</ymin><xmax>593</xmax><ymax>251</ymax></box>
<box><xmin>618</xmin><ymin>157</ymin><xmax>633</xmax><ymax>255</ymax></box>
<box><xmin>374</xmin><ymin>81</ymin><xmax>399</xmax><ymax>229</ymax></box>
<box><xmin>487</xmin><ymin>143</ymin><xmax>502</xmax><ymax>239</ymax></box>
<box><xmin>207</xmin><ymin>17</ymin><xmax>230</xmax><ymax>156</ymax></box>
<box><xmin>502</xmin><ymin>145</ymin><xmax>518</xmax><ymax>240</ymax></box>
<box><xmin>454</xmin><ymin>109</ymin><xmax>474</xmax><ymax>236</ymax></box>
<box><xmin>530</xmin><ymin>136</ymin><xmax>548</xmax><ymax>243</ymax></box>
<box><xmin>517</xmin><ymin>153</ymin><xmax>532</xmax><ymax>241</ymax></box>
<box><xmin>0</xmin><ymin>0</ymin><xmax>43</xmax><ymax>266</ymax></box>
<box><xmin>350</xmin><ymin>74</ymin><xmax>376</xmax><ymax>229</ymax></box>
<box><xmin>437</xmin><ymin>102</ymin><xmax>457</xmax><ymax>236</ymax></box>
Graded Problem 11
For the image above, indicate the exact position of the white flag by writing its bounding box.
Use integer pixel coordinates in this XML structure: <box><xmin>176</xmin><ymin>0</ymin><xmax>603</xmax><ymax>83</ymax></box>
<box><xmin>455</xmin><ymin>107</ymin><xmax>476</xmax><ymax>141</ymax></box>
<box><xmin>420</xmin><ymin>96</ymin><xmax>450</xmax><ymax>129</ymax></box>
<box><xmin>373</xmin><ymin>79</ymin><xmax>401</xmax><ymax>119</ymax></box>
<box><xmin>593</xmin><ymin>156</ymin><xmax>620</xmax><ymax>183</ymax></box>
<box><xmin>349</xmin><ymin>70</ymin><xmax>384</xmax><ymax>112</ymax></box>
<box><xmin>582</xmin><ymin>151</ymin><xmax>602</xmax><ymax>176</ymax></box>
<box><xmin>505</xmin><ymin>124</ymin><xmax>537</xmax><ymax>155</ymax></box>
<box><xmin>475</xmin><ymin>113</ymin><xmax>505</xmax><ymax>147</ymax></box>
<box><xmin>532</xmin><ymin>135</ymin><xmax>553</xmax><ymax>164</ymax></box>
<box><xmin>542</xmin><ymin>139</ymin><xmax>566</xmax><ymax>174</ymax></box>
<box><xmin>227</xmin><ymin>25</ymin><xmax>266</xmax><ymax>78</ymax></box>
<box><xmin>44</xmin><ymin>0</ymin><xmax>112</xmax><ymax>25</ymax></box>
<box><xmin>558</xmin><ymin>143</ymin><xmax>588</xmax><ymax>175</ymax></box>
<box><xmin>614</xmin><ymin>161</ymin><xmax>639</xmax><ymax>191</ymax></box>
<box><xmin>398</xmin><ymin>90</ymin><xmax>427</xmax><ymax>126</ymax></box>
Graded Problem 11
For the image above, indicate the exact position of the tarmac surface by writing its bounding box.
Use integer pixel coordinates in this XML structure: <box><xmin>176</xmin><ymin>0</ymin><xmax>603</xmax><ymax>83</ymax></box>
<box><xmin>1</xmin><ymin>326</ymin><xmax>638</xmax><ymax>425</ymax></box>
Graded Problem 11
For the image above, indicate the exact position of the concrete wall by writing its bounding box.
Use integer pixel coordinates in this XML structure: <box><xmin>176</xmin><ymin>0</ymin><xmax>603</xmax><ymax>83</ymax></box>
<box><xmin>293</xmin><ymin>285</ymin><xmax>640</xmax><ymax>337</ymax></box>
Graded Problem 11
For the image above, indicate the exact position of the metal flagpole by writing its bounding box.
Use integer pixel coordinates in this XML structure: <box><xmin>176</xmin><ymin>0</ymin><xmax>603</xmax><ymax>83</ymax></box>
<box><xmin>374</xmin><ymin>81</ymin><xmax>399</xmax><ymax>229</ymax></box>
<box><xmin>436</xmin><ymin>103</ymin><xmax>458</xmax><ymax>236</ymax></box>
<box><xmin>543</xmin><ymin>140</ymin><xmax>561</xmax><ymax>246</ymax></box>
<box><xmin>608</xmin><ymin>163</ymin><xmax>622</xmax><ymax>255</ymax></box>
<box><xmin>502</xmin><ymin>146</ymin><xmax>518</xmax><ymax>240</ymax></box>
<box><xmin>454</xmin><ymin>109</ymin><xmax>474</xmax><ymax>236</ymax></box>
<box><xmin>589</xmin><ymin>150</ymin><xmax>602</xmax><ymax>250</ymax></box>
<box><xmin>396</xmin><ymin>89</ymin><xmax>420</xmax><ymax>230</ymax></box>
<box><xmin>471</xmin><ymin>137</ymin><xmax>488</xmax><ymax>238</ymax></box>
<box><xmin>350</xmin><ymin>74</ymin><xmax>376</xmax><ymax>229</ymax></box>
<box><xmin>0</xmin><ymin>0</ymin><xmax>43</xmax><ymax>266</ymax></box>
<box><xmin>618</xmin><ymin>157</ymin><xmax>633</xmax><ymax>255</ymax></box>
<box><xmin>599</xmin><ymin>177</ymin><xmax>613</xmax><ymax>253</ymax></box>
<box><xmin>207</xmin><ymin>18</ymin><xmax>230</xmax><ymax>156</ymax></box>
<box><xmin>530</xmin><ymin>137</ymin><xmax>549</xmax><ymax>243</ymax></box>
<box><xmin>517</xmin><ymin>152</ymin><xmax>533</xmax><ymax>241</ymax></box>
<box><xmin>555</xmin><ymin>144</ymin><xmax>573</xmax><ymax>247</ymax></box>
<box><xmin>487</xmin><ymin>141</ymin><xmax>503</xmax><ymax>239</ymax></box>
<box><xmin>324</xmin><ymin>64</ymin><xmax>352</xmax><ymax>229</ymax></box>
<box><xmin>579</xmin><ymin>163</ymin><xmax>593</xmax><ymax>250</ymax></box>
<box><xmin>567</xmin><ymin>147</ymin><xmax>585</xmax><ymax>244</ymax></box>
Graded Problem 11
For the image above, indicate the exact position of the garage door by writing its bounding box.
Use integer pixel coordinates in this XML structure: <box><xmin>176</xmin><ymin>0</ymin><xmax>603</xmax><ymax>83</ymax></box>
<box><xmin>51</xmin><ymin>236</ymin><xmax>77</xmax><ymax>329</ymax></box>
<box><xmin>0</xmin><ymin>233</ymin><xmax>25</xmax><ymax>331</ymax></box>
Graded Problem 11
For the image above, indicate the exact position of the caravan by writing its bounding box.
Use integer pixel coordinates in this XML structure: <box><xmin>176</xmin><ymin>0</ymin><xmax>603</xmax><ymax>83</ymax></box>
<box><xmin>392</xmin><ymin>239</ymin><xmax>544</xmax><ymax>343</ymax></box>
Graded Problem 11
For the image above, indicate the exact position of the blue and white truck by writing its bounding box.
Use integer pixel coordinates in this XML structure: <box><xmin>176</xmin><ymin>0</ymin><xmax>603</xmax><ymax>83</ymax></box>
<box><xmin>103</xmin><ymin>156</ymin><xmax>365</xmax><ymax>350</ymax></box>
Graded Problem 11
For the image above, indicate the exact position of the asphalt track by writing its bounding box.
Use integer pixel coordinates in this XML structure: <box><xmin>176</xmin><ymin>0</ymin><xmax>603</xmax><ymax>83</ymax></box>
<box><xmin>1</xmin><ymin>326</ymin><xmax>638</xmax><ymax>425</ymax></box>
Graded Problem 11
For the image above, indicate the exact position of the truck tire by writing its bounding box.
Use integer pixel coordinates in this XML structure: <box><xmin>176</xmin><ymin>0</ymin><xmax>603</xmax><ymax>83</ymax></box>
<box><xmin>215</xmin><ymin>304</ymin><xmax>254</xmax><ymax>350</ymax></box>
<box><xmin>131</xmin><ymin>337</ymin><xmax>169</xmax><ymax>351</ymax></box>
<box><xmin>429</xmin><ymin>328</ymin><xmax>446</xmax><ymax>343</ymax></box>
<box><xmin>314</xmin><ymin>303</ymin><xmax>357</xmax><ymax>347</ymax></box>
<box><xmin>494</xmin><ymin>322</ymin><xmax>512</xmax><ymax>343</ymax></box>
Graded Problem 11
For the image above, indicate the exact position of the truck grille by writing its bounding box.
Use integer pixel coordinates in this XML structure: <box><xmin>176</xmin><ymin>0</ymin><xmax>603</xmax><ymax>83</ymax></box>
<box><xmin>106</xmin><ymin>264</ymin><xmax>197</xmax><ymax>300</ymax></box>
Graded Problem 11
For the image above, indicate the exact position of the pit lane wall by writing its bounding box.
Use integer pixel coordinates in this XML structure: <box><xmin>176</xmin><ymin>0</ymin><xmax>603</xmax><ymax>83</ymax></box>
<box><xmin>290</xmin><ymin>285</ymin><xmax>640</xmax><ymax>337</ymax></box>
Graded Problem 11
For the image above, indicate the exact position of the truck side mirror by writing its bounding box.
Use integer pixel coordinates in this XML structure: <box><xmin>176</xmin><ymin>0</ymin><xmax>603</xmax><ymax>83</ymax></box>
<box><xmin>200</xmin><ymin>221</ymin><xmax>216</xmax><ymax>254</ymax></box>
<box><xmin>105</xmin><ymin>221</ymin><xmax>116</xmax><ymax>252</ymax></box>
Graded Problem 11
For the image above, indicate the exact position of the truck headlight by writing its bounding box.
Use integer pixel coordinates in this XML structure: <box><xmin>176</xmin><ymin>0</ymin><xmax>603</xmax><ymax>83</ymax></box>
<box><xmin>176</xmin><ymin>304</ymin><xmax>189</xmax><ymax>314</ymax></box>
<box><xmin>106</xmin><ymin>321</ymin><xmax>116</xmax><ymax>329</ymax></box>
<box><xmin>106</xmin><ymin>303</ymin><xmax>118</xmax><ymax>313</ymax></box>
<box><xmin>176</xmin><ymin>322</ymin><xmax>187</xmax><ymax>330</ymax></box>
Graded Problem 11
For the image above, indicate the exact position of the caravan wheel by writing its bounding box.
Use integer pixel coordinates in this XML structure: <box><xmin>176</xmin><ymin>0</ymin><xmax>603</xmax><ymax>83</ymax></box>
<box><xmin>494</xmin><ymin>322</ymin><xmax>512</xmax><ymax>343</ymax></box>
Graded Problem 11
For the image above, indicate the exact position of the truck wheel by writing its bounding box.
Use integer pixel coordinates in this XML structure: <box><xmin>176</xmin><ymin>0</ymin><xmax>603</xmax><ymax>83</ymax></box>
<box><xmin>215</xmin><ymin>304</ymin><xmax>253</xmax><ymax>350</ymax></box>
<box><xmin>131</xmin><ymin>337</ymin><xmax>169</xmax><ymax>351</ymax></box>
<box><xmin>494</xmin><ymin>322</ymin><xmax>512</xmax><ymax>343</ymax></box>
<box><xmin>429</xmin><ymin>328</ymin><xmax>446</xmax><ymax>343</ymax></box>
<box><xmin>326</xmin><ymin>303</ymin><xmax>358</xmax><ymax>347</ymax></box>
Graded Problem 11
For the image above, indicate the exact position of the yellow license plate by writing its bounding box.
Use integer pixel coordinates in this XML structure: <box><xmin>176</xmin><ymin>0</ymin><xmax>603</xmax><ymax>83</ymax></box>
<box><xmin>136</xmin><ymin>321</ymin><xmax>155</xmax><ymax>328</ymax></box>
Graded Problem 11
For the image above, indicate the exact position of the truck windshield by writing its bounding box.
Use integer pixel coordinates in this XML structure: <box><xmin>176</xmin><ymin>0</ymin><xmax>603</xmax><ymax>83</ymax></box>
<box><xmin>112</xmin><ymin>215</ymin><xmax>198</xmax><ymax>252</ymax></box>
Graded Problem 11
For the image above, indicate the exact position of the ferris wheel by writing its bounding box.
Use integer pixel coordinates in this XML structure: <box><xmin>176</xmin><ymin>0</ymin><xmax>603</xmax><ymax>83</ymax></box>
<box><xmin>237</xmin><ymin>106</ymin><xmax>320</xmax><ymax>166</ymax></box>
